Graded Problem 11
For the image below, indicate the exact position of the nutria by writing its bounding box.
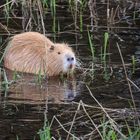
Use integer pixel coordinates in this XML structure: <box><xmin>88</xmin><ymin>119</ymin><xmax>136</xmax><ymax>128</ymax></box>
<box><xmin>4</xmin><ymin>32</ymin><xmax>76</xmax><ymax>76</ymax></box>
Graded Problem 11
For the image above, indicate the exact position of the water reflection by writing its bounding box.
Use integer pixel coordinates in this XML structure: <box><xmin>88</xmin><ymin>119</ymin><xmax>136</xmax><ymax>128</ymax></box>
<box><xmin>3</xmin><ymin>69</ymin><xmax>79</xmax><ymax>104</ymax></box>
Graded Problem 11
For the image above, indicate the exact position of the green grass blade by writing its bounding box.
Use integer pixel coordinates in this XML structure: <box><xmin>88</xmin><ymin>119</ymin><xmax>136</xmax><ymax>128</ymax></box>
<box><xmin>87</xmin><ymin>28</ymin><xmax>95</xmax><ymax>61</ymax></box>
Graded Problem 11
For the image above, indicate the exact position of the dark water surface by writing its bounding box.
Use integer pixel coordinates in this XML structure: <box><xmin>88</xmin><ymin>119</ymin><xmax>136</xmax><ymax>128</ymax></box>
<box><xmin>0</xmin><ymin>0</ymin><xmax>140</xmax><ymax>139</ymax></box>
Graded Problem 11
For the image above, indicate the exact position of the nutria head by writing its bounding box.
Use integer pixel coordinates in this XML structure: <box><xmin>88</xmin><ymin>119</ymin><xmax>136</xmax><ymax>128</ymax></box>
<box><xmin>47</xmin><ymin>43</ymin><xmax>76</xmax><ymax>76</ymax></box>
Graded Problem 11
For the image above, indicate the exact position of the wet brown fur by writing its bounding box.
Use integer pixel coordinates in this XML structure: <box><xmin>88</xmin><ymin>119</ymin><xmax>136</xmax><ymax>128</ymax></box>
<box><xmin>4</xmin><ymin>32</ymin><xmax>75</xmax><ymax>76</ymax></box>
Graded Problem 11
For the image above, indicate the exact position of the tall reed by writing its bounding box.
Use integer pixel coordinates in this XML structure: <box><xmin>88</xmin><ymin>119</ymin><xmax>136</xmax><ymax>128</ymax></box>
<box><xmin>131</xmin><ymin>55</ymin><xmax>136</xmax><ymax>74</ymax></box>
<box><xmin>38</xmin><ymin>105</ymin><xmax>51</xmax><ymax>140</ymax></box>
<box><xmin>4</xmin><ymin>0</ymin><xmax>10</xmax><ymax>25</ymax></box>
<box><xmin>101</xmin><ymin>32</ymin><xmax>110</xmax><ymax>80</ymax></box>
<box><xmin>50</xmin><ymin>0</ymin><xmax>56</xmax><ymax>37</ymax></box>
<box><xmin>87</xmin><ymin>28</ymin><xmax>95</xmax><ymax>61</ymax></box>
<box><xmin>79</xmin><ymin>0</ymin><xmax>87</xmax><ymax>32</ymax></box>
<box><xmin>2</xmin><ymin>69</ymin><xmax>9</xmax><ymax>97</ymax></box>
<box><xmin>69</xmin><ymin>0</ymin><xmax>87</xmax><ymax>32</ymax></box>
<box><xmin>87</xmin><ymin>27</ymin><xmax>95</xmax><ymax>79</ymax></box>
<box><xmin>38</xmin><ymin>125</ymin><xmax>51</xmax><ymax>140</ymax></box>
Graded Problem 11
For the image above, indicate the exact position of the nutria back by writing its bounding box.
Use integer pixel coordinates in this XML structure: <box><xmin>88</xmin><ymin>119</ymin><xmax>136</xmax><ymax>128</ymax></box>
<box><xmin>4</xmin><ymin>32</ymin><xmax>76</xmax><ymax>76</ymax></box>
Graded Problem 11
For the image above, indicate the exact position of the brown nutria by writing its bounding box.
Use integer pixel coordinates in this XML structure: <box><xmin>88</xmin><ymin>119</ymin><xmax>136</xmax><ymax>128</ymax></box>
<box><xmin>4</xmin><ymin>32</ymin><xmax>76</xmax><ymax>76</ymax></box>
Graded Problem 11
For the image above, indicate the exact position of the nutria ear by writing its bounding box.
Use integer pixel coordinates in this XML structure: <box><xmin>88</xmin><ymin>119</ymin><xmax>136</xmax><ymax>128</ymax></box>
<box><xmin>50</xmin><ymin>45</ymin><xmax>55</xmax><ymax>51</ymax></box>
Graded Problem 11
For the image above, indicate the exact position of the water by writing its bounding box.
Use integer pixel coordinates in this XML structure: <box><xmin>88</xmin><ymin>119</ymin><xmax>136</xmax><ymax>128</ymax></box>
<box><xmin>0</xmin><ymin>0</ymin><xmax>140</xmax><ymax>139</ymax></box>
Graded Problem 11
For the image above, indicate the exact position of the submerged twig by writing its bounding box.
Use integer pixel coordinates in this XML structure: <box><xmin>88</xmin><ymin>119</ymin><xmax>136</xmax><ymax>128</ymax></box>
<box><xmin>86</xmin><ymin>85</ymin><xmax>127</xmax><ymax>139</ymax></box>
<box><xmin>116</xmin><ymin>42</ymin><xmax>140</xmax><ymax>127</ymax></box>
<box><xmin>66</xmin><ymin>100</ymin><xmax>81</xmax><ymax>140</ymax></box>
<box><xmin>127</xmin><ymin>78</ymin><xmax>140</xmax><ymax>91</ymax></box>
<box><xmin>50</xmin><ymin>116</ymin><xmax>80</xmax><ymax>140</ymax></box>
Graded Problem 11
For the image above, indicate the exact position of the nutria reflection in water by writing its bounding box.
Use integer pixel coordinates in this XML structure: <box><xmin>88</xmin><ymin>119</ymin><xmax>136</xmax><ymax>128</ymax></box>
<box><xmin>5</xmin><ymin>70</ymin><xmax>78</xmax><ymax>104</ymax></box>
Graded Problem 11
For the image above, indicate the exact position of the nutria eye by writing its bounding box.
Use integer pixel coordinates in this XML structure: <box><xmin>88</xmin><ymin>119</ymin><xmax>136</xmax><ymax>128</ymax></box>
<box><xmin>58</xmin><ymin>52</ymin><xmax>61</xmax><ymax>54</ymax></box>
<box><xmin>50</xmin><ymin>45</ymin><xmax>55</xmax><ymax>50</ymax></box>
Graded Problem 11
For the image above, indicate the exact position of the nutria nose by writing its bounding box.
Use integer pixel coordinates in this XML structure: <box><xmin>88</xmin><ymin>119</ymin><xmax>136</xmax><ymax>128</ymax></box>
<box><xmin>67</xmin><ymin>57</ymin><xmax>74</xmax><ymax>61</ymax></box>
